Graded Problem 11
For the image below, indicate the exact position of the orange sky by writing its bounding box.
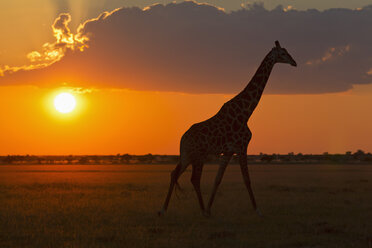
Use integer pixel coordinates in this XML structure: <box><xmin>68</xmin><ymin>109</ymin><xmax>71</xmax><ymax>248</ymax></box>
<box><xmin>1</xmin><ymin>1</ymin><xmax>372</xmax><ymax>155</ymax></box>
<box><xmin>0</xmin><ymin>84</ymin><xmax>372</xmax><ymax>155</ymax></box>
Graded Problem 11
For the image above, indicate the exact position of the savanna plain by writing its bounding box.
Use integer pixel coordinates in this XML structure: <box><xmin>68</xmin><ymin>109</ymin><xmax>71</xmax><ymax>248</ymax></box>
<box><xmin>0</xmin><ymin>164</ymin><xmax>371</xmax><ymax>248</ymax></box>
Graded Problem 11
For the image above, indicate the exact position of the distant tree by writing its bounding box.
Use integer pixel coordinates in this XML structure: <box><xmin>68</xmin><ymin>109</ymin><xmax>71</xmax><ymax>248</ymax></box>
<box><xmin>296</xmin><ymin>153</ymin><xmax>304</xmax><ymax>161</ymax></box>
<box><xmin>144</xmin><ymin>153</ymin><xmax>154</xmax><ymax>164</ymax></box>
<box><xmin>121</xmin><ymin>154</ymin><xmax>132</xmax><ymax>164</ymax></box>
<box><xmin>261</xmin><ymin>155</ymin><xmax>273</xmax><ymax>163</ymax></box>
<box><xmin>355</xmin><ymin>149</ymin><xmax>365</xmax><ymax>155</ymax></box>
<box><xmin>66</xmin><ymin>155</ymin><xmax>73</xmax><ymax>164</ymax></box>
<box><xmin>353</xmin><ymin>149</ymin><xmax>366</xmax><ymax>161</ymax></box>
<box><xmin>5</xmin><ymin>155</ymin><xmax>14</xmax><ymax>164</ymax></box>
<box><xmin>79</xmin><ymin>156</ymin><xmax>89</xmax><ymax>164</ymax></box>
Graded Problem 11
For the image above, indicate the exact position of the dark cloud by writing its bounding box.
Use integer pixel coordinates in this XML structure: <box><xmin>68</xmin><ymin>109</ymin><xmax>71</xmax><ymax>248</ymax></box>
<box><xmin>1</xmin><ymin>1</ymin><xmax>372</xmax><ymax>94</ymax></box>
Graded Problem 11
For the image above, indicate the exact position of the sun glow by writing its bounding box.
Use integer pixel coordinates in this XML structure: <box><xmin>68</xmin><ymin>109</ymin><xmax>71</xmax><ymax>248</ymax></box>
<box><xmin>54</xmin><ymin>93</ymin><xmax>76</xmax><ymax>113</ymax></box>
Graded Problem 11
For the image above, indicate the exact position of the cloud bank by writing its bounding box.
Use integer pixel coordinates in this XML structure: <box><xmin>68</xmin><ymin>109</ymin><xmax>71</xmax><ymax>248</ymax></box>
<box><xmin>1</xmin><ymin>1</ymin><xmax>372</xmax><ymax>94</ymax></box>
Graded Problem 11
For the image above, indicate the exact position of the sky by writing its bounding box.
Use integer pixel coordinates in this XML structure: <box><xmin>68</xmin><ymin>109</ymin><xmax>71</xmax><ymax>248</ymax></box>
<box><xmin>0</xmin><ymin>0</ymin><xmax>372</xmax><ymax>155</ymax></box>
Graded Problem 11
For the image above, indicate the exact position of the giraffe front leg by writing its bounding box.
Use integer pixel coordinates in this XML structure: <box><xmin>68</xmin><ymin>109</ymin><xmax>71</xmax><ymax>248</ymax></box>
<box><xmin>205</xmin><ymin>153</ymin><xmax>232</xmax><ymax>217</ymax></box>
<box><xmin>239</xmin><ymin>154</ymin><xmax>262</xmax><ymax>217</ymax></box>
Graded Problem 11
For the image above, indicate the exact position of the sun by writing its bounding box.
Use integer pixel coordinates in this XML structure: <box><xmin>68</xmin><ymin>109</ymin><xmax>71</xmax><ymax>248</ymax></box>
<box><xmin>54</xmin><ymin>92</ymin><xmax>76</xmax><ymax>113</ymax></box>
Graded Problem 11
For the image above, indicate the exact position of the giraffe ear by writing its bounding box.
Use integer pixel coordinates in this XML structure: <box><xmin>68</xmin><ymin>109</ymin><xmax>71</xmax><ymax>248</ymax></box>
<box><xmin>275</xmin><ymin>40</ymin><xmax>281</xmax><ymax>48</ymax></box>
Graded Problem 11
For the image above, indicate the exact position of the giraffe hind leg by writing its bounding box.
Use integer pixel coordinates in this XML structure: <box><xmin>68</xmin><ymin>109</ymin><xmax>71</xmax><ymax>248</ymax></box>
<box><xmin>174</xmin><ymin>180</ymin><xmax>186</xmax><ymax>199</ymax></box>
<box><xmin>158</xmin><ymin>162</ymin><xmax>186</xmax><ymax>216</ymax></box>
<box><xmin>175</xmin><ymin>159</ymin><xmax>190</xmax><ymax>194</ymax></box>
<box><xmin>191</xmin><ymin>162</ymin><xmax>205</xmax><ymax>213</ymax></box>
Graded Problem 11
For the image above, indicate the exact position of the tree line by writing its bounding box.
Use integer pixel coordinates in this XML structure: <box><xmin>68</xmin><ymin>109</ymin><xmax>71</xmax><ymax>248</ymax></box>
<box><xmin>0</xmin><ymin>150</ymin><xmax>371</xmax><ymax>165</ymax></box>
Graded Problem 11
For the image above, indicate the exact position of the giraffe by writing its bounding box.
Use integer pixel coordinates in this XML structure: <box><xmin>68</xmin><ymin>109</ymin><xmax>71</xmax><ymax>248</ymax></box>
<box><xmin>159</xmin><ymin>40</ymin><xmax>297</xmax><ymax>217</ymax></box>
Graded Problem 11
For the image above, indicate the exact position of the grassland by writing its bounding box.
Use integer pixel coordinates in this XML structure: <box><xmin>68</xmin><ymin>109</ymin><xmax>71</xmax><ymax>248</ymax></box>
<box><xmin>0</xmin><ymin>164</ymin><xmax>371</xmax><ymax>247</ymax></box>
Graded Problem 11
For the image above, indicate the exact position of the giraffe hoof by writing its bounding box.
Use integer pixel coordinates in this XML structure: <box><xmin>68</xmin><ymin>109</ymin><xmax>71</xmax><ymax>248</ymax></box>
<box><xmin>256</xmin><ymin>208</ymin><xmax>263</xmax><ymax>217</ymax></box>
<box><xmin>203</xmin><ymin>210</ymin><xmax>211</xmax><ymax>218</ymax></box>
<box><xmin>157</xmin><ymin>210</ymin><xmax>165</xmax><ymax>217</ymax></box>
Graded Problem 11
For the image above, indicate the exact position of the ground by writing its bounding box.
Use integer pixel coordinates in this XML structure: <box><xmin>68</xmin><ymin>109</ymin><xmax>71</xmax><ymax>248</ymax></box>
<box><xmin>0</xmin><ymin>164</ymin><xmax>371</xmax><ymax>247</ymax></box>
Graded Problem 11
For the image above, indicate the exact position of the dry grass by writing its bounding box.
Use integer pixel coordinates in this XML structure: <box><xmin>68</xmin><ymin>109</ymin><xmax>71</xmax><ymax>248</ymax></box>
<box><xmin>0</xmin><ymin>164</ymin><xmax>371</xmax><ymax>247</ymax></box>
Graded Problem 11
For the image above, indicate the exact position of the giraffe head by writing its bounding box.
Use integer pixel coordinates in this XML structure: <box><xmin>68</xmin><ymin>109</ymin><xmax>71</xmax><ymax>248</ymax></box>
<box><xmin>271</xmin><ymin>40</ymin><xmax>297</xmax><ymax>67</ymax></box>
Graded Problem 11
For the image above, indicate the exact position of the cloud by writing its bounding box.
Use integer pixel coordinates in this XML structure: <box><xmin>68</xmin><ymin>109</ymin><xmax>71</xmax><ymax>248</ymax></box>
<box><xmin>1</xmin><ymin>1</ymin><xmax>372</xmax><ymax>94</ymax></box>
<box><xmin>35</xmin><ymin>13</ymin><xmax>88</xmax><ymax>60</ymax></box>
<box><xmin>283</xmin><ymin>5</ymin><xmax>295</xmax><ymax>12</ymax></box>
<box><xmin>0</xmin><ymin>13</ymin><xmax>88</xmax><ymax>77</ymax></box>
<box><xmin>306</xmin><ymin>45</ymin><xmax>351</xmax><ymax>65</ymax></box>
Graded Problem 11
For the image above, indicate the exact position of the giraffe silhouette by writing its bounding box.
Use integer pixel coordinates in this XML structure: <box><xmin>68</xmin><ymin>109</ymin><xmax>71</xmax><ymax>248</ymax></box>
<box><xmin>159</xmin><ymin>41</ymin><xmax>297</xmax><ymax>217</ymax></box>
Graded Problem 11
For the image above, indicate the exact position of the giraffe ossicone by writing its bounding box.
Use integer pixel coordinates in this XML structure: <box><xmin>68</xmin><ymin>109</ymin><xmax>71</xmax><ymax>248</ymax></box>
<box><xmin>159</xmin><ymin>40</ymin><xmax>297</xmax><ymax>217</ymax></box>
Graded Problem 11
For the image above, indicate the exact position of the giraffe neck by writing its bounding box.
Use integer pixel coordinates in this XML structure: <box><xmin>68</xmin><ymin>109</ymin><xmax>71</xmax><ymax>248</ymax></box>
<box><xmin>244</xmin><ymin>51</ymin><xmax>275</xmax><ymax>94</ymax></box>
<box><xmin>233</xmin><ymin>50</ymin><xmax>276</xmax><ymax>120</ymax></box>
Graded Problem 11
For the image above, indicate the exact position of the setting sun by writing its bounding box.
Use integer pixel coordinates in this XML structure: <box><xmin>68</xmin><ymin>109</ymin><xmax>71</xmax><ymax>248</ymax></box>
<box><xmin>54</xmin><ymin>92</ymin><xmax>76</xmax><ymax>113</ymax></box>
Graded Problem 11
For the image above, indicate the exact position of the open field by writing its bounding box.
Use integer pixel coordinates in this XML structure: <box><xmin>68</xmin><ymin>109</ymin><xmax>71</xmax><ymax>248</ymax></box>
<box><xmin>0</xmin><ymin>164</ymin><xmax>371</xmax><ymax>247</ymax></box>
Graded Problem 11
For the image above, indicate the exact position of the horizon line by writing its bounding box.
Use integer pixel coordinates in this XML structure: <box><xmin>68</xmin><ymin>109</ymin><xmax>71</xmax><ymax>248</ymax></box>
<box><xmin>0</xmin><ymin>150</ymin><xmax>369</xmax><ymax>157</ymax></box>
